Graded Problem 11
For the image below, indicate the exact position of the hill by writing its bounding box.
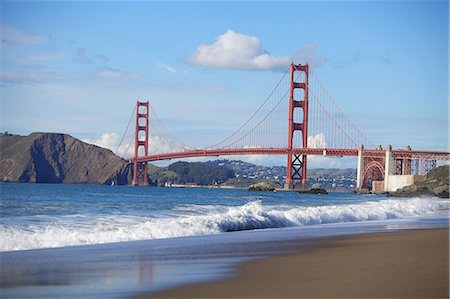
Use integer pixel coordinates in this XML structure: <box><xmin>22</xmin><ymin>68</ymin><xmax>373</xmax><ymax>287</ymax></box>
<box><xmin>207</xmin><ymin>160</ymin><xmax>356</xmax><ymax>190</ymax></box>
<box><xmin>0</xmin><ymin>132</ymin><xmax>132</xmax><ymax>185</ymax></box>
<box><xmin>0</xmin><ymin>132</ymin><xmax>358</xmax><ymax>189</ymax></box>
<box><xmin>151</xmin><ymin>159</ymin><xmax>356</xmax><ymax>190</ymax></box>
<box><xmin>390</xmin><ymin>165</ymin><xmax>449</xmax><ymax>198</ymax></box>
<box><xmin>148</xmin><ymin>161</ymin><xmax>234</xmax><ymax>186</ymax></box>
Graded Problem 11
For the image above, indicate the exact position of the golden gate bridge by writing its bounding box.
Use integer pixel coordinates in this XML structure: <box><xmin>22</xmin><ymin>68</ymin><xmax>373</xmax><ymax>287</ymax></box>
<box><xmin>125</xmin><ymin>63</ymin><xmax>449</xmax><ymax>191</ymax></box>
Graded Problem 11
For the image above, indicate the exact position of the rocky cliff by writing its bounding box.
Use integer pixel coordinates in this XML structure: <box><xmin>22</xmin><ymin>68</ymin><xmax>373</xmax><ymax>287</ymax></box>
<box><xmin>389</xmin><ymin>165</ymin><xmax>449</xmax><ymax>198</ymax></box>
<box><xmin>0</xmin><ymin>132</ymin><xmax>132</xmax><ymax>185</ymax></box>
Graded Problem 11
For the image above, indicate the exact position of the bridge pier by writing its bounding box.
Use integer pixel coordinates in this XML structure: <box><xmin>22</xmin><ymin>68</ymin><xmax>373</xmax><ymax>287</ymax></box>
<box><xmin>356</xmin><ymin>144</ymin><xmax>364</xmax><ymax>191</ymax></box>
<box><xmin>383</xmin><ymin>145</ymin><xmax>396</xmax><ymax>192</ymax></box>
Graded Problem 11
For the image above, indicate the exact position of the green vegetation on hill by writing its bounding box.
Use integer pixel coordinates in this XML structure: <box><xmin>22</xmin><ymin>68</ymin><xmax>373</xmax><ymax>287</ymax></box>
<box><xmin>167</xmin><ymin>161</ymin><xmax>234</xmax><ymax>185</ymax></box>
<box><xmin>147</xmin><ymin>161</ymin><xmax>235</xmax><ymax>186</ymax></box>
<box><xmin>147</xmin><ymin>160</ymin><xmax>357</xmax><ymax>189</ymax></box>
<box><xmin>147</xmin><ymin>164</ymin><xmax>178</xmax><ymax>186</ymax></box>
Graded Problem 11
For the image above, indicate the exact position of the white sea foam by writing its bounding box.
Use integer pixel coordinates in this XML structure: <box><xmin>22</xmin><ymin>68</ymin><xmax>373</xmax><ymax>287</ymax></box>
<box><xmin>0</xmin><ymin>198</ymin><xmax>448</xmax><ymax>252</ymax></box>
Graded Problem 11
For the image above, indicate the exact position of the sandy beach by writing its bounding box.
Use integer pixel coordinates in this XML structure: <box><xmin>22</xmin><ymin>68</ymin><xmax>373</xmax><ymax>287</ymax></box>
<box><xmin>138</xmin><ymin>228</ymin><xmax>449</xmax><ymax>299</ymax></box>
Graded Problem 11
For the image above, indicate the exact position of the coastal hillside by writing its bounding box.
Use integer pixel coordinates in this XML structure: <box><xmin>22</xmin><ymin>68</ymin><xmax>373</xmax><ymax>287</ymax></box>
<box><xmin>148</xmin><ymin>159</ymin><xmax>356</xmax><ymax>190</ymax></box>
<box><xmin>147</xmin><ymin>161</ymin><xmax>235</xmax><ymax>186</ymax></box>
<box><xmin>390</xmin><ymin>165</ymin><xmax>449</xmax><ymax>198</ymax></box>
<box><xmin>0</xmin><ymin>132</ymin><xmax>132</xmax><ymax>185</ymax></box>
<box><xmin>207</xmin><ymin>160</ymin><xmax>356</xmax><ymax>190</ymax></box>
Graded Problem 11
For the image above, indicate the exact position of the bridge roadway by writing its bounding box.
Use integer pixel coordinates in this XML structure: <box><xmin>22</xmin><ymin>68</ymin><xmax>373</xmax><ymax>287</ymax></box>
<box><xmin>131</xmin><ymin>148</ymin><xmax>449</xmax><ymax>163</ymax></box>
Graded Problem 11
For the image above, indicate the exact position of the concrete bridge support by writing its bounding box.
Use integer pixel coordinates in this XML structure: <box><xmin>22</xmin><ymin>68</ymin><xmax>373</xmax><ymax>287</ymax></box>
<box><xmin>384</xmin><ymin>145</ymin><xmax>396</xmax><ymax>192</ymax></box>
<box><xmin>356</xmin><ymin>144</ymin><xmax>364</xmax><ymax>190</ymax></box>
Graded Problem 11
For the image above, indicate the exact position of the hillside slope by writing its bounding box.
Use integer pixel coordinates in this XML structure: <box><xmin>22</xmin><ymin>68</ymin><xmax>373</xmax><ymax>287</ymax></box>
<box><xmin>390</xmin><ymin>165</ymin><xmax>449</xmax><ymax>198</ymax></box>
<box><xmin>0</xmin><ymin>132</ymin><xmax>132</xmax><ymax>185</ymax></box>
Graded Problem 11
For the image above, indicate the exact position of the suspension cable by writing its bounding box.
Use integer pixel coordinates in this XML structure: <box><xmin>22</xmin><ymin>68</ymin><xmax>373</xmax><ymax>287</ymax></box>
<box><xmin>148</xmin><ymin>103</ymin><xmax>192</xmax><ymax>150</ymax></box>
<box><xmin>309</xmin><ymin>68</ymin><xmax>375</xmax><ymax>148</ymax></box>
<box><xmin>206</xmin><ymin>66</ymin><xmax>290</xmax><ymax>149</ymax></box>
<box><xmin>121</xmin><ymin>130</ymin><xmax>135</xmax><ymax>159</ymax></box>
<box><xmin>220</xmin><ymin>68</ymin><xmax>301</xmax><ymax>149</ymax></box>
<box><xmin>115</xmin><ymin>104</ymin><xmax>136</xmax><ymax>155</ymax></box>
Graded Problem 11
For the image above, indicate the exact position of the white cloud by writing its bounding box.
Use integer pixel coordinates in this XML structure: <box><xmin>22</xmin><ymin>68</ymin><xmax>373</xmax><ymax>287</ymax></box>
<box><xmin>307</xmin><ymin>133</ymin><xmax>327</xmax><ymax>148</ymax></box>
<box><xmin>96</xmin><ymin>67</ymin><xmax>142</xmax><ymax>80</ymax></box>
<box><xmin>187</xmin><ymin>30</ymin><xmax>290</xmax><ymax>71</ymax></box>
<box><xmin>149</xmin><ymin>135</ymin><xmax>183</xmax><ymax>155</ymax></box>
<box><xmin>1</xmin><ymin>25</ymin><xmax>49</xmax><ymax>45</ymax></box>
<box><xmin>83</xmin><ymin>132</ymin><xmax>180</xmax><ymax>159</ymax></box>
<box><xmin>83</xmin><ymin>132</ymin><xmax>120</xmax><ymax>153</ymax></box>
<box><xmin>83</xmin><ymin>133</ymin><xmax>136</xmax><ymax>159</ymax></box>
<box><xmin>293</xmin><ymin>44</ymin><xmax>329</xmax><ymax>68</ymax></box>
<box><xmin>158</xmin><ymin>63</ymin><xmax>177</xmax><ymax>74</ymax></box>
<box><xmin>308</xmin><ymin>156</ymin><xmax>357</xmax><ymax>169</ymax></box>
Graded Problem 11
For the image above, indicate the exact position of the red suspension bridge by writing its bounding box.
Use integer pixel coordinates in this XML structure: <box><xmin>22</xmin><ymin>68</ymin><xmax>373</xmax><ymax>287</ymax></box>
<box><xmin>127</xmin><ymin>63</ymin><xmax>449</xmax><ymax>191</ymax></box>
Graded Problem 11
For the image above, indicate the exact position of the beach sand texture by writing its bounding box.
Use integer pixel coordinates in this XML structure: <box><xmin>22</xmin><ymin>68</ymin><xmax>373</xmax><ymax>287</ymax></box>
<box><xmin>138</xmin><ymin>228</ymin><xmax>449</xmax><ymax>298</ymax></box>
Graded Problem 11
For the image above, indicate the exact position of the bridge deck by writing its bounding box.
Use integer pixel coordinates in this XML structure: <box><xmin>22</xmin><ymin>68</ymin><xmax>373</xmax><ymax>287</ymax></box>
<box><xmin>131</xmin><ymin>148</ymin><xmax>449</xmax><ymax>163</ymax></box>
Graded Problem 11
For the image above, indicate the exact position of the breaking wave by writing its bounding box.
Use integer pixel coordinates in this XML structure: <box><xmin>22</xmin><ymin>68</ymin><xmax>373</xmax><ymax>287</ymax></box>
<box><xmin>1</xmin><ymin>197</ymin><xmax>448</xmax><ymax>251</ymax></box>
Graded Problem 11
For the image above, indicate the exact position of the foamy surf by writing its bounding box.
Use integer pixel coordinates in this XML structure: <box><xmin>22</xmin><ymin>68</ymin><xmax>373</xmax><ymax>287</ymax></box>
<box><xmin>1</xmin><ymin>197</ymin><xmax>448</xmax><ymax>252</ymax></box>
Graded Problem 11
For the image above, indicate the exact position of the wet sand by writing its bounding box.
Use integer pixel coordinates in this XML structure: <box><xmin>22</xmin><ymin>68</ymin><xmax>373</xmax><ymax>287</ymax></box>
<box><xmin>137</xmin><ymin>228</ymin><xmax>449</xmax><ymax>298</ymax></box>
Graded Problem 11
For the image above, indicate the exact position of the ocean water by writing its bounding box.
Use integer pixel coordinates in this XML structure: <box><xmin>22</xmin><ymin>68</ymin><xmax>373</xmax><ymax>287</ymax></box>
<box><xmin>1</xmin><ymin>182</ymin><xmax>449</xmax><ymax>252</ymax></box>
<box><xmin>1</xmin><ymin>183</ymin><xmax>449</xmax><ymax>299</ymax></box>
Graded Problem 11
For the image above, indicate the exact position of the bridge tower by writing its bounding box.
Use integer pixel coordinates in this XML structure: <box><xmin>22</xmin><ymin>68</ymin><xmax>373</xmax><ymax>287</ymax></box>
<box><xmin>285</xmin><ymin>63</ymin><xmax>309</xmax><ymax>190</ymax></box>
<box><xmin>132</xmin><ymin>101</ymin><xmax>149</xmax><ymax>186</ymax></box>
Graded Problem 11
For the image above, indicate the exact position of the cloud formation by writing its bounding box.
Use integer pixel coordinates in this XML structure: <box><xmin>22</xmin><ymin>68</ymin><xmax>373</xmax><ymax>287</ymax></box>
<box><xmin>83</xmin><ymin>132</ymin><xmax>180</xmax><ymax>159</ymax></box>
<box><xmin>83</xmin><ymin>132</ymin><xmax>134</xmax><ymax>158</ymax></box>
<box><xmin>293</xmin><ymin>44</ymin><xmax>329</xmax><ymax>68</ymax></box>
<box><xmin>158</xmin><ymin>63</ymin><xmax>177</xmax><ymax>74</ymax></box>
<box><xmin>86</xmin><ymin>132</ymin><xmax>120</xmax><ymax>151</ymax></box>
<box><xmin>96</xmin><ymin>67</ymin><xmax>142</xmax><ymax>80</ymax></box>
<box><xmin>187</xmin><ymin>30</ymin><xmax>290</xmax><ymax>71</ymax></box>
<box><xmin>1</xmin><ymin>25</ymin><xmax>49</xmax><ymax>45</ymax></box>
<box><xmin>307</xmin><ymin>133</ymin><xmax>327</xmax><ymax>148</ymax></box>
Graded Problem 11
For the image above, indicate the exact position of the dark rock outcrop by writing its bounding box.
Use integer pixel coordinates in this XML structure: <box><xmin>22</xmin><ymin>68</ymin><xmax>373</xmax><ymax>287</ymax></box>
<box><xmin>249</xmin><ymin>181</ymin><xmax>276</xmax><ymax>192</ymax></box>
<box><xmin>0</xmin><ymin>132</ymin><xmax>132</xmax><ymax>185</ymax></box>
<box><xmin>299</xmin><ymin>188</ymin><xmax>328</xmax><ymax>195</ymax></box>
<box><xmin>389</xmin><ymin>165</ymin><xmax>449</xmax><ymax>198</ymax></box>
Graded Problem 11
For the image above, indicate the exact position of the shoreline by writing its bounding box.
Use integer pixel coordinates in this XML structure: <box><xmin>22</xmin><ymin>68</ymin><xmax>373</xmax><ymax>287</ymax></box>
<box><xmin>136</xmin><ymin>228</ymin><xmax>449</xmax><ymax>299</ymax></box>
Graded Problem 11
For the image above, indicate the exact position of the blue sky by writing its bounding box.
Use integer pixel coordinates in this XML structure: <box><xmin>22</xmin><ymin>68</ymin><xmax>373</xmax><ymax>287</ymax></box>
<box><xmin>1</xmin><ymin>1</ymin><xmax>448</xmax><ymax>167</ymax></box>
